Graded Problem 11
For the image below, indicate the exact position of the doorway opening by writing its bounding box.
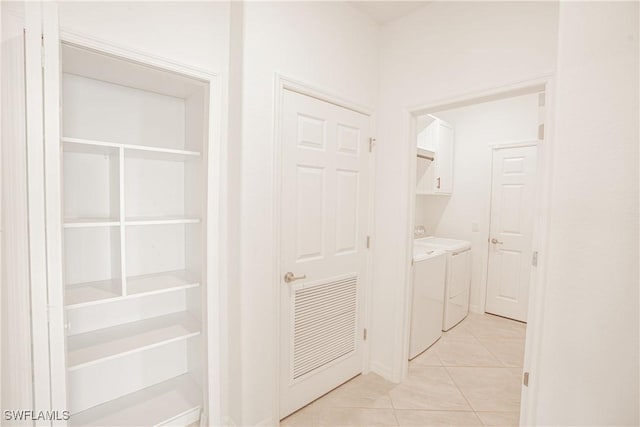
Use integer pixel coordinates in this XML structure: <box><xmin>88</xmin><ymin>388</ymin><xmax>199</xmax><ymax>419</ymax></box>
<box><xmin>403</xmin><ymin>80</ymin><xmax>552</xmax><ymax>425</ymax></box>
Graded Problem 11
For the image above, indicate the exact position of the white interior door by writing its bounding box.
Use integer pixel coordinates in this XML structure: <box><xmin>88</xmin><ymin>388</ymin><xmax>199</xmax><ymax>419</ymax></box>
<box><xmin>486</xmin><ymin>145</ymin><xmax>537</xmax><ymax>322</ymax></box>
<box><xmin>279</xmin><ymin>89</ymin><xmax>370</xmax><ymax>418</ymax></box>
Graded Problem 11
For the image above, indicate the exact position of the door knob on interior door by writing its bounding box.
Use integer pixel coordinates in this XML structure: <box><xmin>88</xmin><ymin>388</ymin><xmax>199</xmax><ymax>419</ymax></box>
<box><xmin>284</xmin><ymin>272</ymin><xmax>307</xmax><ymax>283</ymax></box>
<box><xmin>491</xmin><ymin>238</ymin><xmax>504</xmax><ymax>245</ymax></box>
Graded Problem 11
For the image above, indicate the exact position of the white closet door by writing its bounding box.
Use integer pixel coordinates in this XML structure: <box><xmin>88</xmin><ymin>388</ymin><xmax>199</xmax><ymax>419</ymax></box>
<box><xmin>279</xmin><ymin>90</ymin><xmax>371</xmax><ymax>418</ymax></box>
<box><xmin>486</xmin><ymin>145</ymin><xmax>537</xmax><ymax>322</ymax></box>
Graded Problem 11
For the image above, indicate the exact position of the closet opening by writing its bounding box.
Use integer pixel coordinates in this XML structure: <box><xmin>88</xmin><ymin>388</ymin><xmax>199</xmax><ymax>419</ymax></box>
<box><xmin>56</xmin><ymin>41</ymin><xmax>214</xmax><ymax>426</ymax></box>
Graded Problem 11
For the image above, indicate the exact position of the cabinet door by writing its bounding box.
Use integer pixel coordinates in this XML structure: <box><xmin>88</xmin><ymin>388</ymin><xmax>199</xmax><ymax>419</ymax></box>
<box><xmin>434</xmin><ymin>120</ymin><xmax>453</xmax><ymax>194</ymax></box>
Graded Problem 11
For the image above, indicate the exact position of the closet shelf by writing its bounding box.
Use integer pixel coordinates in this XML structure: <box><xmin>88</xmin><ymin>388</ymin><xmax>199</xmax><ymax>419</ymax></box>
<box><xmin>65</xmin><ymin>270</ymin><xmax>200</xmax><ymax>310</ymax></box>
<box><xmin>417</xmin><ymin>147</ymin><xmax>435</xmax><ymax>161</ymax></box>
<box><xmin>67</xmin><ymin>311</ymin><xmax>200</xmax><ymax>371</ymax></box>
<box><xmin>125</xmin><ymin>216</ymin><xmax>201</xmax><ymax>226</ymax></box>
<box><xmin>62</xmin><ymin>137</ymin><xmax>201</xmax><ymax>161</ymax></box>
<box><xmin>64</xmin><ymin>218</ymin><xmax>120</xmax><ymax>228</ymax></box>
<box><xmin>69</xmin><ymin>374</ymin><xmax>201</xmax><ymax>427</ymax></box>
<box><xmin>66</xmin><ymin>279</ymin><xmax>122</xmax><ymax>308</ymax></box>
<box><xmin>127</xmin><ymin>270</ymin><xmax>201</xmax><ymax>296</ymax></box>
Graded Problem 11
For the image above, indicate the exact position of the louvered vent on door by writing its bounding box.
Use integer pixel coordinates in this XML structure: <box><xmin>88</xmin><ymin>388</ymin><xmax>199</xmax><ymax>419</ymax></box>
<box><xmin>292</xmin><ymin>275</ymin><xmax>358</xmax><ymax>380</ymax></box>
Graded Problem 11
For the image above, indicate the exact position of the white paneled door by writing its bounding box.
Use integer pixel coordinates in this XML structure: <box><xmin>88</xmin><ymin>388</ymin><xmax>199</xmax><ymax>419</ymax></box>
<box><xmin>486</xmin><ymin>145</ymin><xmax>537</xmax><ymax>322</ymax></box>
<box><xmin>279</xmin><ymin>89</ymin><xmax>371</xmax><ymax>418</ymax></box>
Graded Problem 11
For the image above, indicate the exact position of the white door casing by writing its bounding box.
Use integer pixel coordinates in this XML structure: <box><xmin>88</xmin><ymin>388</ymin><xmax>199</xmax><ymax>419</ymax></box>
<box><xmin>279</xmin><ymin>89</ymin><xmax>370</xmax><ymax>418</ymax></box>
<box><xmin>486</xmin><ymin>145</ymin><xmax>537</xmax><ymax>322</ymax></box>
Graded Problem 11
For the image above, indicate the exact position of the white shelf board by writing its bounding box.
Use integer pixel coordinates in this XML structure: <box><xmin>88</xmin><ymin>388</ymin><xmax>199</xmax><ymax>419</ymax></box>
<box><xmin>63</xmin><ymin>140</ymin><xmax>118</xmax><ymax>156</ymax></box>
<box><xmin>67</xmin><ymin>312</ymin><xmax>200</xmax><ymax>371</ymax></box>
<box><xmin>125</xmin><ymin>217</ymin><xmax>201</xmax><ymax>226</ymax></box>
<box><xmin>64</xmin><ymin>218</ymin><xmax>120</xmax><ymax>228</ymax></box>
<box><xmin>66</xmin><ymin>279</ymin><xmax>122</xmax><ymax>308</ymax></box>
<box><xmin>62</xmin><ymin>137</ymin><xmax>201</xmax><ymax>161</ymax></box>
<box><xmin>417</xmin><ymin>146</ymin><xmax>435</xmax><ymax>160</ymax></box>
<box><xmin>127</xmin><ymin>270</ymin><xmax>200</xmax><ymax>297</ymax></box>
<box><xmin>65</xmin><ymin>270</ymin><xmax>200</xmax><ymax>309</ymax></box>
<box><xmin>69</xmin><ymin>373</ymin><xmax>201</xmax><ymax>427</ymax></box>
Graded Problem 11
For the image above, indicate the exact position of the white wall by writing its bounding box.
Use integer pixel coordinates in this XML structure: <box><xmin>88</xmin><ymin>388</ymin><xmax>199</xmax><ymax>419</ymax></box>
<box><xmin>373</xmin><ymin>1</ymin><xmax>558</xmax><ymax>381</ymax></box>
<box><xmin>1</xmin><ymin>3</ymin><xmax>34</xmax><ymax>423</ymax></box>
<box><xmin>58</xmin><ymin>1</ymin><xmax>229</xmax><ymax>73</ymax></box>
<box><xmin>238</xmin><ymin>2</ymin><xmax>379</xmax><ymax>424</ymax></box>
<box><xmin>415</xmin><ymin>93</ymin><xmax>539</xmax><ymax>314</ymax></box>
<box><xmin>531</xmin><ymin>2</ymin><xmax>639</xmax><ymax>425</ymax></box>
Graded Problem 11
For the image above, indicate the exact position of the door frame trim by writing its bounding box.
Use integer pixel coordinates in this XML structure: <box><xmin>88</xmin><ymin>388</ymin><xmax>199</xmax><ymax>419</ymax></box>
<box><xmin>483</xmin><ymin>142</ymin><xmax>539</xmax><ymax>320</ymax></box>
<box><xmin>402</xmin><ymin>75</ymin><xmax>555</xmax><ymax>426</ymax></box>
<box><xmin>271</xmin><ymin>74</ymin><xmax>376</xmax><ymax>423</ymax></box>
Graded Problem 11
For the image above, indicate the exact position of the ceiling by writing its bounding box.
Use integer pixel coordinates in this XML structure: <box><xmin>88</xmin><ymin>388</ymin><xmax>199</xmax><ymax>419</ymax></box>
<box><xmin>350</xmin><ymin>1</ymin><xmax>431</xmax><ymax>24</ymax></box>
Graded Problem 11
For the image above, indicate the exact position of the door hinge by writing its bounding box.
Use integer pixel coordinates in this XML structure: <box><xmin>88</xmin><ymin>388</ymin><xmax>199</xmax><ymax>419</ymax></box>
<box><xmin>538</xmin><ymin>92</ymin><xmax>546</xmax><ymax>107</ymax></box>
<box><xmin>41</xmin><ymin>34</ymin><xmax>45</xmax><ymax>68</ymax></box>
<box><xmin>532</xmin><ymin>251</ymin><xmax>538</xmax><ymax>267</ymax></box>
<box><xmin>369</xmin><ymin>137</ymin><xmax>376</xmax><ymax>153</ymax></box>
<box><xmin>523</xmin><ymin>371</ymin><xmax>530</xmax><ymax>387</ymax></box>
<box><xmin>538</xmin><ymin>123</ymin><xmax>545</xmax><ymax>140</ymax></box>
<box><xmin>363</xmin><ymin>328</ymin><xmax>367</xmax><ymax>341</ymax></box>
<box><xmin>366</xmin><ymin>235</ymin><xmax>371</xmax><ymax>249</ymax></box>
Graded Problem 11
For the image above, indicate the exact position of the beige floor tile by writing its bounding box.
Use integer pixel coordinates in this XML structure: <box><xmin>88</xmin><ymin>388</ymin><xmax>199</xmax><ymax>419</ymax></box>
<box><xmin>476</xmin><ymin>338</ymin><xmax>525</xmax><ymax>367</ymax></box>
<box><xmin>465</xmin><ymin>315</ymin><xmax>526</xmax><ymax>340</ymax></box>
<box><xmin>281</xmin><ymin>404</ymin><xmax>320</xmax><ymax>427</ymax></box>
<box><xmin>395</xmin><ymin>410</ymin><xmax>483</xmax><ymax>426</ymax></box>
<box><xmin>476</xmin><ymin>411</ymin><xmax>520</xmax><ymax>426</ymax></box>
<box><xmin>409</xmin><ymin>347</ymin><xmax>442</xmax><ymax>366</ymax></box>
<box><xmin>313</xmin><ymin>373</ymin><xmax>395</xmax><ymax>409</ymax></box>
<box><xmin>317</xmin><ymin>407</ymin><xmax>398</xmax><ymax>427</ymax></box>
<box><xmin>442</xmin><ymin>319</ymin><xmax>476</xmax><ymax>340</ymax></box>
<box><xmin>390</xmin><ymin>367</ymin><xmax>472</xmax><ymax>411</ymax></box>
<box><xmin>446</xmin><ymin>367</ymin><xmax>522</xmax><ymax>412</ymax></box>
<box><xmin>432</xmin><ymin>338</ymin><xmax>503</xmax><ymax>367</ymax></box>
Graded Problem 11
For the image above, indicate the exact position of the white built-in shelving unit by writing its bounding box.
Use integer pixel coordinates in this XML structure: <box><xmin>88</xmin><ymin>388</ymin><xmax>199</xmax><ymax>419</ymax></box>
<box><xmin>60</xmin><ymin>42</ymin><xmax>210</xmax><ymax>426</ymax></box>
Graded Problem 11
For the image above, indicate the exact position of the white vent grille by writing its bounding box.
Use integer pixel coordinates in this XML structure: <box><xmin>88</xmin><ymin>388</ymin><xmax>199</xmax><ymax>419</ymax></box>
<box><xmin>292</xmin><ymin>276</ymin><xmax>358</xmax><ymax>380</ymax></box>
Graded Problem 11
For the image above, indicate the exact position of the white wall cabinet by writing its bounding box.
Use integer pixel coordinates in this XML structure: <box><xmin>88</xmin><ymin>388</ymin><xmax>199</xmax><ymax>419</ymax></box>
<box><xmin>415</xmin><ymin>116</ymin><xmax>454</xmax><ymax>195</ymax></box>
<box><xmin>42</xmin><ymin>31</ymin><xmax>219</xmax><ymax>426</ymax></box>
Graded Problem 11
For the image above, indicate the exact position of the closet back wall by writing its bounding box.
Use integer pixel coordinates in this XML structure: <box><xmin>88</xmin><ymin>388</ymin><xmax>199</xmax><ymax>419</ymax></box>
<box><xmin>415</xmin><ymin>93</ymin><xmax>539</xmax><ymax>314</ymax></box>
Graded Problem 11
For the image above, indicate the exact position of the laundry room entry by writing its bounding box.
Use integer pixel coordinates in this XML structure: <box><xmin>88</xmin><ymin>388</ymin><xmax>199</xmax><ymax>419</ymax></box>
<box><xmin>409</xmin><ymin>90</ymin><xmax>544</xmax><ymax>335</ymax></box>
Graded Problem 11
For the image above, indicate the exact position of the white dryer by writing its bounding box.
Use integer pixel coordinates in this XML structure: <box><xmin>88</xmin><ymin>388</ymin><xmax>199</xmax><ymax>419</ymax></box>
<box><xmin>415</xmin><ymin>236</ymin><xmax>472</xmax><ymax>331</ymax></box>
<box><xmin>409</xmin><ymin>246</ymin><xmax>447</xmax><ymax>359</ymax></box>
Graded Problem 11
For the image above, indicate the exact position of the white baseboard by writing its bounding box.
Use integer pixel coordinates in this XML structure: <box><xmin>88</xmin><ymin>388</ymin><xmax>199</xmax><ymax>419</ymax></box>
<box><xmin>469</xmin><ymin>304</ymin><xmax>483</xmax><ymax>314</ymax></box>
<box><xmin>255</xmin><ymin>416</ymin><xmax>277</xmax><ymax>427</ymax></box>
<box><xmin>370</xmin><ymin>360</ymin><xmax>401</xmax><ymax>383</ymax></box>
<box><xmin>222</xmin><ymin>415</ymin><xmax>238</xmax><ymax>427</ymax></box>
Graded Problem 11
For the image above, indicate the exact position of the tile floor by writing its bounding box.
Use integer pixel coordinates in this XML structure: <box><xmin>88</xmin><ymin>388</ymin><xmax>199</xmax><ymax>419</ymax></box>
<box><xmin>281</xmin><ymin>313</ymin><xmax>526</xmax><ymax>427</ymax></box>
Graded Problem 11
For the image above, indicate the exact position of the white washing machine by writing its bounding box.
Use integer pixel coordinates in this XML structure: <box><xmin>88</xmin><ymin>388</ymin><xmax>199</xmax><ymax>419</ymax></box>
<box><xmin>409</xmin><ymin>245</ymin><xmax>447</xmax><ymax>359</ymax></box>
<box><xmin>415</xmin><ymin>236</ymin><xmax>472</xmax><ymax>331</ymax></box>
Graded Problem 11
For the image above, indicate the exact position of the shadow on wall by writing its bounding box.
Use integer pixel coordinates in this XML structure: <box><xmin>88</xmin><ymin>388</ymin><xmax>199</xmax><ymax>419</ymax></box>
<box><xmin>415</xmin><ymin>195</ymin><xmax>450</xmax><ymax>235</ymax></box>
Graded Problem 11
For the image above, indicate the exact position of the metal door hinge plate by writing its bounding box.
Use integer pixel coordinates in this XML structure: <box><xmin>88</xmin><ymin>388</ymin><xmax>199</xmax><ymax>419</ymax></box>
<box><xmin>363</xmin><ymin>328</ymin><xmax>367</xmax><ymax>340</ymax></box>
<box><xmin>369</xmin><ymin>137</ymin><xmax>376</xmax><ymax>153</ymax></box>
<box><xmin>532</xmin><ymin>251</ymin><xmax>538</xmax><ymax>267</ymax></box>
<box><xmin>523</xmin><ymin>371</ymin><xmax>530</xmax><ymax>386</ymax></box>
<box><xmin>366</xmin><ymin>236</ymin><xmax>371</xmax><ymax>249</ymax></box>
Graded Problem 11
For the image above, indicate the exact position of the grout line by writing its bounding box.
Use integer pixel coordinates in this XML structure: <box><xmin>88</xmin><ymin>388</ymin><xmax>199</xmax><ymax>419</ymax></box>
<box><xmin>442</xmin><ymin>365</ymin><xmax>477</xmax><ymax>413</ymax></box>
